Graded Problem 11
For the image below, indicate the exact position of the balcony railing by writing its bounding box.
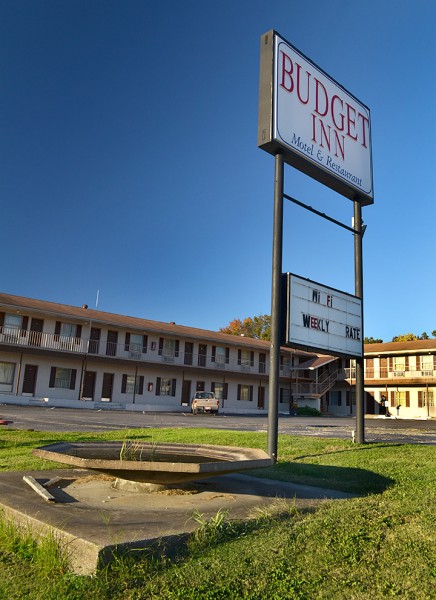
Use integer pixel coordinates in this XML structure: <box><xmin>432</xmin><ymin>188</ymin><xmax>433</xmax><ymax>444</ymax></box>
<box><xmin>0</xmin><ymin>325</ymin><xmax>288</xmax><ymax>377</ymax></box>
<box><xmin>0</xmin><ymin>328</ymin><xmax>85</xmax><ymax>352</ymax></box>
<box><xmin>0</xmin><ymin>325</ymin><xmax>326</xmax><ymax>387</ymax></box>
<box><xmin>344</xmin><ymin>367</ymin><xmax>436</xmax><ymax>380</ymax></box>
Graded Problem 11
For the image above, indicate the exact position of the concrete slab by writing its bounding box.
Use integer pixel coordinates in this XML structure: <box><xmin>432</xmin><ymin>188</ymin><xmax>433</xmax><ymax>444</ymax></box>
<box><xmin>0</xmin><ymin>469</ymin><xmax>354</xmax><ymax>575</ymax></box>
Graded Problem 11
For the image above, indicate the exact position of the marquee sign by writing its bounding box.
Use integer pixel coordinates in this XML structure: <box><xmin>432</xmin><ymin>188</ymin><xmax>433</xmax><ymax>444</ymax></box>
<box><xmin>258</xmin><ymin>30</ymin><xmax>374</xmax><ymax>205</ymax></box>
<box><xmin>282</xmin><ymin>273</ymin><xmax>363</xmax><ymax>357</ymax></box>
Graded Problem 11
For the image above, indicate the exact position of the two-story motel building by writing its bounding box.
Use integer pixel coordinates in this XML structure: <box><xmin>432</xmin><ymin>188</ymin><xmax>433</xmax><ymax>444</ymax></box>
<box><xmin>0</xmin><ymin>292</ymin><xmax>335</xmax><ymax>413</ymax></box>
<box><xmin>0</xmin><ymin>293</ymin><xmax>434</xmax><ymax>419</ymax></box>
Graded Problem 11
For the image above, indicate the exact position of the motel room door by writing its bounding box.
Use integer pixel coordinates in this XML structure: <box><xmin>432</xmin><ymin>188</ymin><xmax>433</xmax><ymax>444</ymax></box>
<box><xmin>258</xmin><ymin>386</ymin><xmax>265</xmax><ymax>409</ymax></box>
<box><xmin>29</xmin><ymin>318</ymin><xmax>44</xmax><ymax>346</ymax></box>
<box><xmin>82</xmin><ymin>371</ymin><xmax>96</xmax><ymax>401</ymax></box>
<box><xmin>22</xmin><ymin>364</ymin><xmax>38</xmax><ymax>395</ymax></box>
<box><xmin>181</xmin><ymin>379</ymin><xmax>191</xmax><ymax>406</ymax></box>
<box><xmin>101</xmin><ymin>373</ymin><xmax>114</xmax><ymax>401</ymax></box>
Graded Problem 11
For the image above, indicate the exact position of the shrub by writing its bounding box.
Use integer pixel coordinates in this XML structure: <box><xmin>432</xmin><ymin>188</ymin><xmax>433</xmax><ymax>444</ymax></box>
<box><xmin>296</xmin><ymin>406</ymin><xmax>321</xmax><ymax>416</ymax></box>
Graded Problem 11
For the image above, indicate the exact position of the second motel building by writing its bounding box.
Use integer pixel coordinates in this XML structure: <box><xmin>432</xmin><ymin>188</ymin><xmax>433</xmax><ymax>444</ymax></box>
<box><xmin>0</xmin><ymin>293</ymin><xmax>434</xmax><ymax>419</ymax></box>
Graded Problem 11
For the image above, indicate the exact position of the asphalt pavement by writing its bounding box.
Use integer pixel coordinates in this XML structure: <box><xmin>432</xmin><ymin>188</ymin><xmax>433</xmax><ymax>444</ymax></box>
<box><xmin>0</xmin><ymin>404</ymin><xmax>434</xmax><ymax>444</ymax></box>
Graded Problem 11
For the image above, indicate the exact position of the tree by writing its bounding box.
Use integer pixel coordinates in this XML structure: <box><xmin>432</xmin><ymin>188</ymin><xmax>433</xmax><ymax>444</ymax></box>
<box><xmin>391</xmin><ymin>333</ymin><xmax>418</xmax><ymax>342</ymax></box>
<box><xmin>390</xmin><ymin>331</ymin><xmax>436</xmax><ymax>341</ymax></box>
<box><xmin>219</xmin><ymin>315</ymin><xmax>271</xmax><ymax>340</ymax></box>
<box><xmin>364</xmin><ymin>337</ymin><xmax>383</xmax><ymax>344</ymax></box>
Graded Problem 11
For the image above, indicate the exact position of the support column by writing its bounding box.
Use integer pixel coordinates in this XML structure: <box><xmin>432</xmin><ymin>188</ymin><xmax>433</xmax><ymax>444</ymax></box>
<box><xmin>268</xmin><ymin>153</ymin><xmax>284</xmax><ymax>460</ymax></box>
<box><xmin>354</xmin><ymin>200</ymin><xmax>365</xmax><ymax>443</ymax></box>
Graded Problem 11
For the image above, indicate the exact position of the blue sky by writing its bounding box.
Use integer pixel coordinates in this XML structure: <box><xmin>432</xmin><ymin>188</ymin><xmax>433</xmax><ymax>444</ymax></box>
<box><xmin>1</xmin><ymin>0</ymin><xmax>435</xmax><ymax>342</ymax></box>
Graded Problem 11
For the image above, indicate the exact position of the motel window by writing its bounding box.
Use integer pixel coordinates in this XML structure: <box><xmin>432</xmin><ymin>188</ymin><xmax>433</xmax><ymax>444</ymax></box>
<box><xmin>156</xmin><ymin>377</ymin><xmax>176</xmax><ymax>397</ymax></box>
<box><xmin>279</xmin><ymin>388</ymin><xmax>291</xmax><ymax>403</ymax></box>
<box><xmin>211</xmin><ymin>382</ymin><xmax>228</xmax><ymax>400</ymax></box>
<box><xmin>49</xmin><ymin>367</ymin><xmax>77</xmax><ymax>390</ymax></box>
<box><xmin>124</xmin><ymin>333</ymin><xmax>148</xmax><ymax>356</ymax></box>
<box><xmin>211</xmin><ymin>346</ymin><xmax>229</xmax><ymax>365</ymax></box>
<box><xmin>420</xmin><ymin>356</ymin><xmax>433</xmax><ymax>374</ymax></box>
<box><xmin>0</xmin><ymin>361</ymin><xmax>15</xmax><ymax>392</ymax></box>
<box><xmin>4</xmin><ymin>314</ymin><xmax>23</xmax><ymax>331</ymax></box>
<box><xmin>238</xmin><ymin>350</ymin><xmax>254</xmax><ymax>368</ymax></box>
<box><xmin>390</xmin><ymin>391</ymin><xmax>410</xmax><ymax>407</ymax></box>
<box><xmin>54</xmin><ymin>321</ymin><xmax>82</xmax><ymax>343</ymax></box>
<box><xmin>237</xmin><ymin>384</ymin><xmax>253</xmax><ymax>401</ymax></box>
<box><xmin>393</xmin><ymin>357</ymin><xmax>405</xmax><ymax>375</ymax></box>
<box><xmin>365</xmin><ymin>358</ymin><xmax>374</xmax><ymax>379</ymax></box>
<box><xmin>121</xmin><ymin>374</ymin><xmax>144</xmax><ymax>395</ymax></box>
<box><xmin>61</xmin><ymin>323</ymin><xmax>76</xmax><ymax>338</ymax></box>
<box><xmin>418</xmin><ymin>391</ymin><xmax>434</xmax><ymax>407</ymax></box>
<box><xmin>158</xmin><ymin>338</ymin><xmax>180</xmax><ymax>360</ymax></box>
<box><xmin>0</xmin><ymin>313</ymin><xmax>27</xmax><ymax>341</ymax></box>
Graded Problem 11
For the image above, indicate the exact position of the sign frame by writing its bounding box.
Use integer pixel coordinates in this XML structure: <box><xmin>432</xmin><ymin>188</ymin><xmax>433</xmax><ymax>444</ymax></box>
<box><xmin>258</xmin><ymin>30</ymin><xmax>374</xmax><ymax>206</ymax></box>
<box><xmin>282</xmin><ymin>273</ymin><xmax>363</xmax><ymax>358</ymax></box>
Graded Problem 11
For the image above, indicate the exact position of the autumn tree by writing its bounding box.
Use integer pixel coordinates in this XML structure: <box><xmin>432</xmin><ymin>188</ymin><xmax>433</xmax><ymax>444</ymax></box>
<box><xmin>219</xmin><ymin>315</ymin><xmax>271</xmax><ymax>340</ymax></box>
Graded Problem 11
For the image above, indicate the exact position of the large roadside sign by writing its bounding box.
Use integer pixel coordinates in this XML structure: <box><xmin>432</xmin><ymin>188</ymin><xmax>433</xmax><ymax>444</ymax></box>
<box><xmin>282</xmin><ymin>273</ymin><xmax>363</xmax><ymax>357</ymax></box>
<box><xmin>258</xmin><ymin>30</ymin><xmax>373</xmax><ymax>205</ymax></box>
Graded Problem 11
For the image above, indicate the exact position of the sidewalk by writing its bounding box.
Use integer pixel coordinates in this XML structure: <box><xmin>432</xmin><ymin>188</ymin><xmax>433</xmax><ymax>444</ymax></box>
<box><xmin>0</xmin><ymin>468</ymin><xmax>354</xmax><ymax>575</ymax></box>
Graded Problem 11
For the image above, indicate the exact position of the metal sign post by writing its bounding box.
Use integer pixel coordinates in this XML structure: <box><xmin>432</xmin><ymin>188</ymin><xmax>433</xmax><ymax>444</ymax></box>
<box><xmin>354</xmin><ymin>201</ymin><xmax>365</xmax><ymax>443</ymax></box>
<box><xmin>267</xmin><ymin>153</ymin><xmax>284</xmax><ymax>461</ymax></box>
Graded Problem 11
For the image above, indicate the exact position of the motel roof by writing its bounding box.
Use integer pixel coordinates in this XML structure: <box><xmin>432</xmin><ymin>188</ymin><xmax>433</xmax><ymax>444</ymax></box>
<box><xmin>0</xmin><ymin>292</ymin><xmax>318</xmax><ymax>358</ymax></box>
<box><xmin>364</xmin><ymin>339</ymin><xmax>436</xmax><ymax>356</ymax></box>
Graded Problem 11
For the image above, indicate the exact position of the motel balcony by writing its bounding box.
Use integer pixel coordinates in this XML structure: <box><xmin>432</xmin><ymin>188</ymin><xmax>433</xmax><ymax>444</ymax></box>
<box><xmin>343</xmin><ymin>367</ymin><xmax>436</xmax><ymax>384</ymax></box>
<box><xmin>0</xmin><ymin>326</ymin><xmax>297</xmax><ymax>379</ymax></box>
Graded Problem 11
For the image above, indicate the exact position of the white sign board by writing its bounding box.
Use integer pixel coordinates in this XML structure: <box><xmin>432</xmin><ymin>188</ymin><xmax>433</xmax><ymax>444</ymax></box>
<box><xmin>283</xmin><ymin>273</ymin><xmax>363</xmax><ymax>357</ymax></box>
<box><xmin>258</xmin><ymin>30</ymin><xmax>374</xmax><ymax>205</ymax></box>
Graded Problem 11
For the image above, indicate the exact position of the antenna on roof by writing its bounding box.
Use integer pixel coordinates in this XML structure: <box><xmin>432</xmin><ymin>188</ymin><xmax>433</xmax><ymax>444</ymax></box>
<box><xmin>95</xmin><ymin>290</ymin><xmax>100</xmax><ymax>309</ymax></box>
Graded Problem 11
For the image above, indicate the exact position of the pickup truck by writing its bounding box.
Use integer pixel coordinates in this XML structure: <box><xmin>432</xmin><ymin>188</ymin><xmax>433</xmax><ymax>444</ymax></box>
<box><xmin>191</xmin><ymin>391</ymin><xmax>220</xmax><ymax>415</ymax></box>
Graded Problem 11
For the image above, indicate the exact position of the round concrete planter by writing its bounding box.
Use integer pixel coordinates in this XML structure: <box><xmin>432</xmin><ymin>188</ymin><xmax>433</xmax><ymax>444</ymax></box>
<box><xmin>33</xmin><ymin>441</ymin><xmax>274</xmax><ymax>485</ymax></box>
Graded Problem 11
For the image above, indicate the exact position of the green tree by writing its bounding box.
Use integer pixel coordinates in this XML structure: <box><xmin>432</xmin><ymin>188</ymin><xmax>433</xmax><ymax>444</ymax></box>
<box><xmin>364</xmin><ymin>337</ymin><xmax>383</xmax><ymax>344</ymax></box>
<box><xmin>391</xmin><ymin>333</ymin><xmax>419</xmax><ymax>342</ymax></box>
<box><xmin>219</xmin><ymin>315</ymin><xmax>271</xmax><ymax>340</ymax></box>
<box><xmin>420</xmin><ymin>332</ymin><xmax>429</xmax><ymax>340</ymax></box>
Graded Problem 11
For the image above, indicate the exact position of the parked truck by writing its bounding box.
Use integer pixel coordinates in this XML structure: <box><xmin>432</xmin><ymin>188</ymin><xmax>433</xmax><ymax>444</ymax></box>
<box><xmin>191</xmin><ymin>391</ymin><xmax>220</xmax><ymax>415</ymax></box>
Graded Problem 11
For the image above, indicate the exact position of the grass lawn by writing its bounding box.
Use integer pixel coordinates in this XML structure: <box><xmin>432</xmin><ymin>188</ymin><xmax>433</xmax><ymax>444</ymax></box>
<box><xmin>0</xmin><ymin>427</ymin><xmax>434</xmax><ymax>599</ymax></box>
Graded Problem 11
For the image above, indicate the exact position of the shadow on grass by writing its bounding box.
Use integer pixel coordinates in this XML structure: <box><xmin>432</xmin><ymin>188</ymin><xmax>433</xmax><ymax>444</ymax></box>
<box><xmin>250</xmin><ymin>461</ymin><xmax>394</xmax><ymax>495</ymax></box>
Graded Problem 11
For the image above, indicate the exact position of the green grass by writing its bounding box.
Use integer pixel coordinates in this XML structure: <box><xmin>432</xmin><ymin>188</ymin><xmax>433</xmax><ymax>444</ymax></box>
<box><xmin>0</xmin><ymin>427</ymin><xmax>435</xmax><ymax>599</ymax></box>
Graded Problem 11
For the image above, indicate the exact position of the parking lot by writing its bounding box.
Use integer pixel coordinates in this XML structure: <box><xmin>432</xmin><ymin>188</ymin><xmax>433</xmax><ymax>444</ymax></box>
<box><xmin>0</xmin><ymin>405</ymin><xmax>434</xmax><ymax>445</ymax></box>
